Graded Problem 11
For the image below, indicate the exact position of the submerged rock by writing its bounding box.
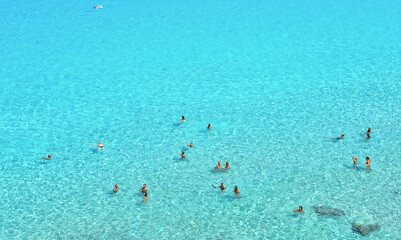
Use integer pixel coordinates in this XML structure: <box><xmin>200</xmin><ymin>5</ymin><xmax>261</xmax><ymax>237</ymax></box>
<box><xmin>352</xmin><ymin>223</ymin><xmax>381</xmax><ymax>236</ymax></box>
<box><xmin>313</xmin><ymin>205</ymin><xmax>346</xmax><ymax>216</ymax></box>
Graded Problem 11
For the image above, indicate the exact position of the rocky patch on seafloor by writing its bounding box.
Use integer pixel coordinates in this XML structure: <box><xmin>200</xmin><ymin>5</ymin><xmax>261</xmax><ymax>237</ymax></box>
<box><xmin>312</xmin><ymin>205</ymin><xmax>346</xmax><ymax>217</ymax></box>
<box><xmin>351</xmin><ymin>223</ymin><xmax>381</xmax><ymax>236</ymax></box>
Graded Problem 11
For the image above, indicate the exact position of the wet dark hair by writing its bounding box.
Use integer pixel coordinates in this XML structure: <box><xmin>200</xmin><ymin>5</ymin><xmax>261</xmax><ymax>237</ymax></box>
<box><xmin>48</xmin><ymin>155</ymin><xmax>51</xmax><ymax>157</ymax></box>
<box><xmin>366</xmin><ymin>157</ymin><xmax>369</xmax><ymax>159</ymax></box>
<box><xmin>299</xmin><ymin>206</ymin><xmax>303</xmax><ymax>209</ymax></box>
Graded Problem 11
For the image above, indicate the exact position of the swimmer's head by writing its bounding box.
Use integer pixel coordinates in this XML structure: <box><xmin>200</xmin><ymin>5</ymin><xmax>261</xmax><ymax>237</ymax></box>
<box><xmin>355</xmin><ymin>157</ymin><xmax>358</xmax><ymax>160</ymax></box>
<box><xmin>143</xmin><ymin>184</ymin><xmax>146</xmax><ymax>187</ymax></box>
<box><xmin>226</xmin><ymin>161</ymin><xmax>229</xmax><ymax>165</ymax></box>
<box><xmin>99</xmin><ymin>142</ymin><xmax>102</xmax><ymax>144</ymax></box>
<box><xmin>48</xmin><ymin>155</ymin><xmax>51</xmax><ymax>157</ymax></box>
<box><xmin>234</xmin><ymin>186</ymin><xmax>238</xmax><ymax>190</ymax></box>
<box><xmin>182</xmin><ymin>151</ymin><xmax>185</xmax><ymax>154</ymax></box>
<box><xmin>299</xmin><ymin>206</ymin><xmax>303</xmax><ymax>210</ymax></box>
<box><xmin>366</xmin><ymin>157</ymin><xmax>369</xmax><ymax>160</ymax></box>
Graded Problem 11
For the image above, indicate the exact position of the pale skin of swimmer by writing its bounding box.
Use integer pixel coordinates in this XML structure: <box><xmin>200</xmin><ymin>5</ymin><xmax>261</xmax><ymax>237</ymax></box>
<box><xmin>89</xmin><ymin>142</ymin><xmax>112</xmax><ymax>151</ymax></box>
<box><xmin>43</xmin><ymin>154</ymin><xmax>54</xmax><ymax>160</ymax></box>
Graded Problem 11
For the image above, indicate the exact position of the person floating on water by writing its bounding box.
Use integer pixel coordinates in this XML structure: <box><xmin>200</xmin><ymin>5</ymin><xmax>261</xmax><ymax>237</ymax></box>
<box><xmin>89</xmin><ymin>142</ymin><xmax>111</xmax><ymax>151</ymax></box>
<box><xmin>366</xmin><ymin>157</ymin><xmax>372</xmax><ymax>168</ymax></box>
<box><xmin>328</xmin><ymin>133</ymin><xmax>344</xmax><ymax>140</ymax></box>
<box><xmin>351</xmin><ymin>156</ymin><xmax>358</xmax><ymax>166</ymax></box>
<box><xmin>187</xmin><ymin>142</ymin><xmax>195</xmax><ymax>148</ymax></box>
<box><xmin>43</xmin><ymin>154</ymin><xmax>54</xmax><ymax>160</ymax></box>
<box><xmin>139</xmin><ymin>184</ymin><xmax>149</xmax><ymax>194</ymax></box>
<box><xmin>215</xmin><ymin>161</ymin><xmax>222</xmax><ymax>170</ymax></box>
<box><xmin>181</xmin><ymin>116</ymin><xmax>186</xmax><ymax>123</ymax></box>
<box><xmin>293</xmin><ymin>206</ymin><xmax>305</xmax><ymax>213</ymax></box>
<box><xmin>179</xmin><ymin>151</ymin><xmax>186</xmax><ymax>159</ymax></box>
<box><xmin>207</xmin><ymin>124</ymin><xmax>214</xmax><ymax>131</ymax></box>
<box><xmin>223</xmin><ymin>161</ymin><xmax>230</xmax><ymax>170</ymax></box>
<box><xmin>142</xmin><ymin>193</ymin><xmax>149</xmax><ymax>203</ymax></box>
<box><xmin>234</xmin><ymin>186</ymin><xmax>240</xmax><ymax>195</ymax></box>
<box><xmin>366</xmin><ymin>128</ymin><xmax>374</xmax><ymax>140</ymax></box>
<box><xmin>113</xmin><ymin>184</ymin><xmax>121</xmax><ymax>193</ymax></box>
<box><xmin>93</xmin><ymin>5</ymin><xmax>103</xmax><ymax>9</ymax></box>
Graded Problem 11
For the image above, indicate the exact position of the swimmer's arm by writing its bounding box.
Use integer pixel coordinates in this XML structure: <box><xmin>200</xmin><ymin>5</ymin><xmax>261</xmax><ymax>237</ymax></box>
<box><xmin>88</xmin><ymin>143</ymin><xmax>98</xmax><ymax>145</ymax></box>
<box><xmin>102</xmin><ymin>143</ymin><xmax>112</xmax><ymax>145</ymax></box>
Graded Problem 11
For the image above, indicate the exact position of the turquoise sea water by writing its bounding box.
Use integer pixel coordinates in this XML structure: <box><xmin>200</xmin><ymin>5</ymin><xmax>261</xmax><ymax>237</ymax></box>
<box><xmin>1</xmin><ymin>0</ymin><xmax>401</xmax><ymax>238</ymax></box>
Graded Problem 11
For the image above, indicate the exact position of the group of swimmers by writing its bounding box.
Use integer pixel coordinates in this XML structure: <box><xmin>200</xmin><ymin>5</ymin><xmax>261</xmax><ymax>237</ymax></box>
<box><xmin>113</xmin><ymin>183</ymin><xmax>149</xmax><ymax>202</ymax></box>
<box><xmin>327</xmin><ymin>128</ymin><xmax>375</xmax><ymax>169</ymax></box>
<box><xmin>41</xmin><ymin>117</ymin><xmax>376</xmax><ymax>208</ymax></box>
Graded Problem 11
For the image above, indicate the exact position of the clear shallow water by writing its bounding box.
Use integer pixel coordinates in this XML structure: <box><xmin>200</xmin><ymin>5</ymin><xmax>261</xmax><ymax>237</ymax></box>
<box><xmin>1</xmin><ymin>0</ymin><xmax>400</xmax><ymax>238</ymax></box>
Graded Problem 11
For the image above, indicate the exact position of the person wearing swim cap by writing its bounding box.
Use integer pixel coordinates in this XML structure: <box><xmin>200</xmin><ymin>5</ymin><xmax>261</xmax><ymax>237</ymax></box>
<box><xmin>328</xmin><ymin>134</ymin><xmax>344</xmax><ymax>140</ymax></box>
<box><xmin>234</xmin><ymin>186</ymin><xmax>240</xmax><ymax>195</ymax></box>
<box><xmin>139</xmin><ymin>184</ymin><xmax>149</xmax><ymax>194</ymax></box>
<box><xmin>293</xmin><ymin>206</ymin><xmax>305</xmax><ymax>213</ymax></box>
<box><xmin>43</xmin><ymin>154</ymin><xmax>54</xmax><ymax>160</ymax></box>
<box><xmin>113</xmin><ymin>184</ymin><xmax>121</xmax><ymax>193</ymax></box>
<box><xmin>351</xmin><ymin>156</ymin><xmax>358</xmax><ymax>166</ymax></box>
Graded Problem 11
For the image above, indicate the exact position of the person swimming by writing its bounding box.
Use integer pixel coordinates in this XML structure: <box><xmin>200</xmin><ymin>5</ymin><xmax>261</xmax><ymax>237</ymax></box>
<box><xmin>215</xmin><ymin>161</ymin><xmax>222</xmax><ymax>170</ymax></box>
<box><xmin>113</xmin><ymin>184</ymin><xmax>121</xmax><ymax>193</ymax></box>
<box><xmin>207</xmin><ymin>124</ymin><xmax>214</xmax><ymax>131</ymax></box>
<box><xmin>89</xmin><ymin>142</ymin><xmax>111</xmax><ymax>151</ymax></box>
<box><xmin>234</xmin><ymin>186</ymin><xmax>240</xmax><ymax>195</ymax></box>
<box><xmin>179</xmin><ymin>151</ymin><xmax>186</xmax><ymax>159</ymax></box>
<box><xmin>181</xmin><ymin>116</ymin><xmax>186</xmax><ymax>123</ymax></box>
<box><xmin>293</xmin><ymin>206</ymin><xmax>305</xmax><ymax>213</ymax></box>
<box><xmin>223</xmin><ymin>162</ymin><xmax>230</xmax><ymax>170</ymax></box>
<box><xmin>43</xmin><ymin>154</ymin><xmax>54</xmax><ymax>160</ymax></box>
<box><xmin>93</xmin><ymin>5</ymin><xmax>103</xmax><ymax>9</ymax></box>
<box><xmin>352</xmin><ymin>156</ymin><xmax>358</xmax><ymax>166</ymax></box>
<box><xmin>219</xmin><ymin>183</ymin><xmax>226</xmax><ymax>192</ymax></box>
<box><xmin>366</xmin><ymin>157</ymin><xmax>372</xmax><ymax>168</ymax></box>
<box><xmin>366</xmin><ymin>128</ymin><xmax>374</xmax><ymax>139</ymax></box>
<box><xmin>187</xmin><ymin>142</ymin><xmax>195</xmax><ymax>148</ymax></box>
<box><xmin>139</xmin><ymin>184</ymin><xmax>149</xmax><ymax>194</ymax></box>
<box><xmin>142</xmin><ymin>193</ymin><xmax>149</xmax><ymax>203</ymax></box>
<box><xmin>328</xmin><ymin>134</ymin><xmax>344</xmax><ymax>140</ymax></box>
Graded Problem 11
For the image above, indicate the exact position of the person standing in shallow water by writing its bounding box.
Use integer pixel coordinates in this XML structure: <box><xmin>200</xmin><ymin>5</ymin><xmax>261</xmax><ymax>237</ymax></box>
<box><xmin>179</xmin><ymin>151</ymin><xmax>186</xmax><ymax>159</ymax></box>
<box><xmin>366</xmin><ymin>128</ymin><xmax>374</xmax><ymax>139</ymax></box>
<box><xmin>234</xmin><ymin>186</ymin><xmax>240</xmax><ymax>195</ymax></box>
<box><xmin>352</xmin><ymin>156</ymin><xmax>358</xmax><ymax>166</ymax></box>
<box><xmin>366</xmin><ymin>157</ymin><xmax>372</xmax><ymax>168</ymax></box>
<box><xmin>181</xmin><ymin>116</ymin><xmax>186</xmax><ymax>123</ymax></box>
<box><xmin>113</xmin><ymin>184</ymin><xmax>121</xmax><ymax>193</ymax></box>
<box><xmin>207</xmin><ymin>124</ymin><xmax>214</xmax><ymax>131</ymax></box>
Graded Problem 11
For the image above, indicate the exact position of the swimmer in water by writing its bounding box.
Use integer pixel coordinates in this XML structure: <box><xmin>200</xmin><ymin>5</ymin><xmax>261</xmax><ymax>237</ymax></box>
<box><xmin>219</xmin><ymin>183</ymin><xmax>226</xmax><ymax>192</ymax></box>
<box><xmin>223</xmin><ymin>161</ymin><xmax>230</xmax><ymax>170</ymax></box>
<box><xmin>43</xmin><ymin>154</ymin><xmax>54</xmax><ymax>160</ymax></box>
<box><xmin>366</xmin><ymin>157</ymin><xmax>372</xmax><ymax>168</ymax></box>
<box><xmin>181</xmin><ymin>116</ymin><xmax>186</xmax><ymax>123</ymax></box>
<box><xmin>234</xmin><ymin>186</ymin><xmax>240</xmax><ymax>195</ymax></box>
<box><xmin>113</xmin><ymin>184</ymin><xmax>121</xmax><ymax>193</ymax></box>
<box><xmin>139</xmin><ymin>184</ymin><xmax>149</xmax><ymax>194</ymax></box>
<box><xmin>89</xmin><ymin>142</ymin><xmax>111</xmax><ymax>151</ymax></box>
<box><xmin>293</xmin><ymin>206</ymin><xmax>305</xmax><ymax>213</ymax></box>
<box><xmin>215</xmin><ymin>161</ymin><xmax>222</xmax><ymax>170</ymax></box>
<box><xmin>178</xmin><ymin>151</ymin><xmax>186</xmax><ymax>159</ymax></box>
<box><xmin>328</xmin><ymin>133</ymin><xmax>344</xmax><ymax>140</ymax></box>
<box><xmin>366</xmin><ymin>128</ymin><xmax>374</xmax><ymax>140</ymax></box>
<box><xmin>142</xmin><ymin>193</ymin><xmax>149</xmax><ymax>203</ymax></box>
<box><xmin>207</xmin><ymin>124</ymin><xmax>214</xmax><ymax>131</ymax></box>
<box><xmin>187</xmin><ymin>142</ymin><xmax>195</xmax><ymax>148</ymax></box>
<box><xmin>351</xmin><ymin>156</ymin><xmax>358</xmax><ymax>166</ymax></box>
<box><xmin>93</xmin><ymin>5</ymin><xmax>103</xmax><ymax>9</ymax></box>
